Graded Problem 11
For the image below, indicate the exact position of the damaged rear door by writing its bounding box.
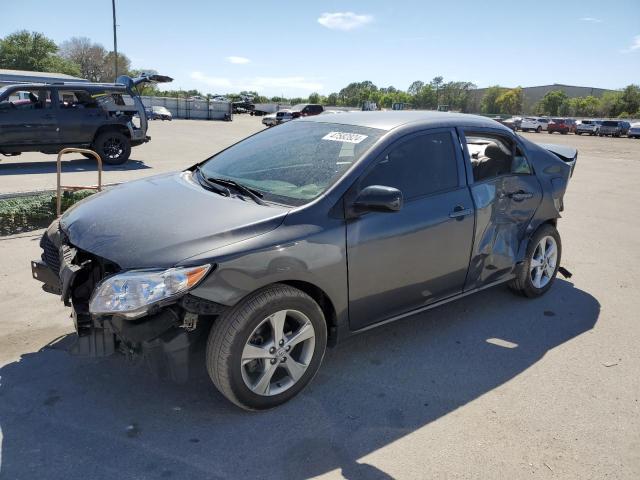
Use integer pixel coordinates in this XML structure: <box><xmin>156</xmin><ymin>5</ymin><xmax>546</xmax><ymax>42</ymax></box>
<box><xmin>460</xmin><ymin>129</ymin><xmax>543</xmax><ymax>290</ymax></box>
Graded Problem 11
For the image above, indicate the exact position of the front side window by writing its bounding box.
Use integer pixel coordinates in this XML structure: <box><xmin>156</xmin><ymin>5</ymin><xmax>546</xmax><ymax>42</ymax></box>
<box><xmin>0</xmin><ymin>89</ymin><xmax>52</xmax><ymax>110</ymax></box>
<box><xmin>465</xmin><ymin>133</ymin><xmax>531</xmax><ymax>182</ymax></box>
<box><xmin>200</xmin><ymin>121</ymin><xmax>384</xmax><ymax>205</ymax></box>
<box><xmin>360</xmin><ymin>131</ymin><xmax>459</xmax><ymax>200</ymax></box>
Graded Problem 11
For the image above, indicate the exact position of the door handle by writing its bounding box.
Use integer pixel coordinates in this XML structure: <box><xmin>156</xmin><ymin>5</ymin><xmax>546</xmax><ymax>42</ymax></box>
<box><xmin>509</xmin><ymin>191</ymin><xmax>533</xmax><ymax>201</ymax></box>
<box><xmin>449</xmin><ymin>206</ymin><xmax>472</xmax><ymax>219</ymax></box>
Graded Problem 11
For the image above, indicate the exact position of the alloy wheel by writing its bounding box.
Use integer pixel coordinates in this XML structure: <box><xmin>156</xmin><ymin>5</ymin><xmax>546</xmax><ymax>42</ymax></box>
<box><xmin>103</xmin><ymin>137</ymin><xmax>124</xmax><ymax>159</ymax></box>
<box><xmin>530</xmin><ymin>235</ymin><xmax>558</xmax><ymax>289</ymax></box>
<box><xmin>241</xmin><ymin>309</ymin><xmax>316</xmax><ymax>396</ymax></box>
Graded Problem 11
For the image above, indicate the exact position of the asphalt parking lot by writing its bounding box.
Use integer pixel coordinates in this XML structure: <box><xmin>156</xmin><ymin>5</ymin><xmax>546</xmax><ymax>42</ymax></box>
<box><xmin>0</xmin><ymin>118</ymin><xmax>639</xmax><ymax>479</ymax></box>
<box><xmin>0</xmin><ymin>116</ymin><xmax>265</xmax><ymax>195</ymax></box>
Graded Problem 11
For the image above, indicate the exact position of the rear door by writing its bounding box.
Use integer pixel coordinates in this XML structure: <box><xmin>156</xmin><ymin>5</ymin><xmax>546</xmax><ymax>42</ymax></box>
<box><xmin>346</xmin><ymin>128</ymin><xmax>475</xmax><ymax>330</ymax></box>
<box><xmin>460</xmin><ymin>129</ymin><xmax>543</xmax><ymax>290</ymax></box>
<box><xmin>56</xmin><ymin>88</ymin><xmax>108</xmax><ymax>144</ymax></box>
<box><xmin>0</xmin><ymin>87</ymin><xmax>57</xmax><ymax>146</ymax></box>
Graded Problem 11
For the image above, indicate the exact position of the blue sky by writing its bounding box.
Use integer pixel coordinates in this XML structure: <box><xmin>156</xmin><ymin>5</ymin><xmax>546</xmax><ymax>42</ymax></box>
<box><xmin>3</xmin><ymin>0</ymin><xmax>639</xmax><ymax>96</ymax></box>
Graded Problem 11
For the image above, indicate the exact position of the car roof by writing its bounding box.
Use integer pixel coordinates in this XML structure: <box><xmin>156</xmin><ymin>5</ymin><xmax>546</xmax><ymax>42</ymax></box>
<box><xmin>299</xmin><ymin>110</ymin><xmax>510</xmax><ymax>132</ymax></box>
<box><xmin>1</xmin><ymin>82</ymin><xmax>127</xmax><ymax>91</ymax></box>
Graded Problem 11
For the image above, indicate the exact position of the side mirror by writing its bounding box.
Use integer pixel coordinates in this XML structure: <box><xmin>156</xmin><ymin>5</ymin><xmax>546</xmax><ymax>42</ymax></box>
<box><xmin>352</xmin><ymin>185</ymin><xmax>403</xmax><ymax>214</ymax></box>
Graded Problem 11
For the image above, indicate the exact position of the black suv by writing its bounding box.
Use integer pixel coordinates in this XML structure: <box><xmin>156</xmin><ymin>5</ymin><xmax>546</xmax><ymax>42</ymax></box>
<box><xmin>0</xmin><ymin>74</ymin><xmax>171</xmax><ymax>165</ymax></box>
<box><xmin>290</xmin><ymin>103</ymin><xmax>324</xmax><ymax>118</ymax></box>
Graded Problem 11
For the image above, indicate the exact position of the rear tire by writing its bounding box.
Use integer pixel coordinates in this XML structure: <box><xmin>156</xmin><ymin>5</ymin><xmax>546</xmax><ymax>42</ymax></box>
<box><xmin>536</xmin><ymin>126</ymin><xmax>542</xmax><ymax>133</ymax></box>
<box><xmin>93</xmin><ymin>131</ymin><xmax>131</xmax><ymax>165</ymax></box>
<box><xmin>206</xmin><ymin>284</ymin><xmax>327</xmax><ymax>410</ymax></box>
<box><xmin>509</xmin><ymin>224</ymin><xmax>562</xmax><ymax>298</ymax></box>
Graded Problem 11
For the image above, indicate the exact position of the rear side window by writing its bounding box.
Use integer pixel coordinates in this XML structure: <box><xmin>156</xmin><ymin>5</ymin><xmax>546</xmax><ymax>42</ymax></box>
<box><xmin>58</xmin><ymin>90</ymin><xmax>99</xmax><ymax>109</ymax></box>
<box><xmin>465</xmin><ymin>133</ymin><xmax>531</xmax><ymax>182</ymax></box>
<box><xmin>360</xmin><ymin>131</ymin><xmax>459</xmax><ymax>200</ymax></box>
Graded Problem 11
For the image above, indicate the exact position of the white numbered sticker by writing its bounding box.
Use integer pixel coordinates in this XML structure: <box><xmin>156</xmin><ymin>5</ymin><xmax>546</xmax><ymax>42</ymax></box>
<box><xmin>322</xmin><ymin>132</ymin><xmax>368</xmax><ymax>144</ymax></box>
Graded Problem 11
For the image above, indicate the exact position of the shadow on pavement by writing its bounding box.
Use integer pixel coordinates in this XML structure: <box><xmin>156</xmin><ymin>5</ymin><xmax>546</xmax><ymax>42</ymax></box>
<box><xmin>0</xmin><ymin>280</ymin><xmax>599</xmax><ymax>479</ymax></box>
<box><xmin>0</xmin><ymin>157</ymin><xmax>150</xmax><ymax>176</ymax></box>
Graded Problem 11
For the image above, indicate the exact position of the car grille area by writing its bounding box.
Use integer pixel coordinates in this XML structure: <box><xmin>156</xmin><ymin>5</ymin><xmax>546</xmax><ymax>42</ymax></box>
<box><xmin>41</xmin><ymin>233</ymin><xmax>61</xmax><ymax>274</ymax></box>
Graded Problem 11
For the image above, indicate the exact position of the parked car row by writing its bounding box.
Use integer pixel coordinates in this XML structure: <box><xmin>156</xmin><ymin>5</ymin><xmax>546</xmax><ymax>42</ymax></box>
<box><xmin>262</xmin><ymin>103</ymin><xmax>325</xmax><ymax>127</ymax></box>
<box><xmin>497</xmin><ymin>116</ymin><xmax>637</xmax><ymax>138</ymax></box>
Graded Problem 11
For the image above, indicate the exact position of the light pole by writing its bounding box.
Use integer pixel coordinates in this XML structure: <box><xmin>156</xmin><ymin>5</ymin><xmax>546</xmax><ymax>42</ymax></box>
<box><xmin>112</xmin><ymin>0</ymin><xmax>118</xmax><ymax>79</ymax></box>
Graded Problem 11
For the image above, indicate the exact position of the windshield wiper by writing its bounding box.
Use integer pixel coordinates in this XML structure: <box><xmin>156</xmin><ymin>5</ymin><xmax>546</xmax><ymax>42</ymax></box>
<box><xmin>204</xmin><ymin>176</ymin><xmax>267</xmax><ymax>205</ymax></box>
<box><xmin>195</xmin><ymin>167</ymin><xmax>231</xmax><ymax>196</ymax></box>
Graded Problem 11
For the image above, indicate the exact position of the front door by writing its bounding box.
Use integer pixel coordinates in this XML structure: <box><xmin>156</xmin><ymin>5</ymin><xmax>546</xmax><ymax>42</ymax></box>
<box><xmin>461</xmin><ymin>129</ymin><xmax>543</xmax><ymax>290</ymax></box>
<box><xmin>346</xmin><ymin>129</ymin><xmax>475</xmax><ymax>330</ymax></box>
<box><xmin>0</xmin><ymin>88</ymin><xmax>58</xmax><ymax>146</ymax></box>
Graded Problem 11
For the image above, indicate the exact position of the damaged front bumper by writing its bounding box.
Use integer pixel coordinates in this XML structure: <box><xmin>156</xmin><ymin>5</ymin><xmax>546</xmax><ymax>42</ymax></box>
<box><xmin>31</xmin><ymin>224</ymin><xmax>225</xmax><ymax>382</ymax></box>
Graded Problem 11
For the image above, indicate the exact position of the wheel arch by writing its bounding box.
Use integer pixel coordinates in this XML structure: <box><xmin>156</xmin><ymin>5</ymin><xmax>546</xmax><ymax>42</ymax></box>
<box><xmin>93</xmin><ymin>124</ymin><xmax>131</xmax><ymax>142</ymax></box>
<box><xmin>277</xmin><ymin>280</ymin><xmax>338</xmax><ymax>346</ymax></box>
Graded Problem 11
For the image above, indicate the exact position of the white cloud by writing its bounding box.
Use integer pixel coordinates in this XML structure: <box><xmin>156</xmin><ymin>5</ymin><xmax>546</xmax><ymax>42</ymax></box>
<box><xmin>625</xmin><ymin>34</ymin><xmax>640</xmax><ymax>52</ymax></box>
<box><xmin>579</xmin><ymin>17</ymin><xmax>603</xmax><ymax>23</ymax></box>
<box><xmin>226</xmin><ymin>56</ymin><xmax>250</xmax><ymax>64</ymax></box>
<box><xmin>190</xmin><ymin>72</ymin><xmax>323</xmax><ymax>93</ymax></box>
<box><xmin>317</xmin><ymin>12</ymin><xmax>373</xmax><ymax>31</ymax></box>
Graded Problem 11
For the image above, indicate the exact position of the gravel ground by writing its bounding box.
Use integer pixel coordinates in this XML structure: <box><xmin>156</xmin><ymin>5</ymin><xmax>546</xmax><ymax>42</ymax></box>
<box><xmin>0</xmin><ymin>121</ymin><xmax>638</xmax><ymax>479</ymax></box>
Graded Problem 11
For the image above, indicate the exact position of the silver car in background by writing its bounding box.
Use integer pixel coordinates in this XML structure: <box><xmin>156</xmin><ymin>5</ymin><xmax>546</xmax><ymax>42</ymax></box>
<box><xmin>628</xmin><ymin>122</ymin><xmax>640</xmax><ymax>139</ymax></box>
<box><xmin>262</xmin><ymin>110</ymin><xmax>293</xmax><ymax>127</ymax></box>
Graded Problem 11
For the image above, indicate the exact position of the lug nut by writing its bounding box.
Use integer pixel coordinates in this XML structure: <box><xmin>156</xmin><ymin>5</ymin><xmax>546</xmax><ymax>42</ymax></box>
<box><xmin>270</xmin><ymin>358</ymin><xmax>277</xmax><ymax>364</ymax></box>
<box><xmin>279</xmin><ymin>340</ymin><xmax>284</xmax><ymax>346</ymax></box>
<box><xmin>285</xmin><ymin>345</ymin><xmax>291</xmax><ymax>351</ymax></box>
<box><xmin>269</xmin><ymin>347</ymin><xmax>276</xmax><ymax>354</ymax></box>
<box><xmin>280</xmin><ymin>357</ymin><xmax>286</xmax><ymax>363</ymax></box>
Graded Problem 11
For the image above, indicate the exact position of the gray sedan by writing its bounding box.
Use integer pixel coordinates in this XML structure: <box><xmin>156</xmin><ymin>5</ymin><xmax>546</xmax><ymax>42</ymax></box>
<box><xmin>32</xmin><ymin>111</ymin><xmax>576</xmax><ymax>410</ymax></box>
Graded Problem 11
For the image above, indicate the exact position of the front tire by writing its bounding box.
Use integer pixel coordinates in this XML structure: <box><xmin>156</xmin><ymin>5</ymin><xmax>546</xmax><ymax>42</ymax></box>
<box><xmin>536</xmin><ymin>126</ymin><xmax>542</xmax><ymax>133</ymax></box>
<box><xmin>509</xmin><ymin>224</ymin><xmax>562</xmax><ymax>298</ymax></box>
<box><xmin>206</xmin><ymin>284</ymin><xmax>327</xmax><ymax>410</ymax></box>
<box><xmin>93</xmin><ymin>131</ymin><xmax>131</xmax><ymax>165</ymax></box>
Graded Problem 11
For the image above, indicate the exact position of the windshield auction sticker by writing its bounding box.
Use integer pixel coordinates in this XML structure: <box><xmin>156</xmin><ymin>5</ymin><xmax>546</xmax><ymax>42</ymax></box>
<box><xmin>322</xmin><ymin>132</ymin><xmax>368</xmax><ymax>144</ymax></box>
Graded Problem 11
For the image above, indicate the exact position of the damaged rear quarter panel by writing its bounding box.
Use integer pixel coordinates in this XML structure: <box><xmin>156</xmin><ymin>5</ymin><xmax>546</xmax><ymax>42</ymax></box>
<box><xmin>462</xmin><ymin>131</ymin><xmax>572</xmax><ymax>291</ymax></box>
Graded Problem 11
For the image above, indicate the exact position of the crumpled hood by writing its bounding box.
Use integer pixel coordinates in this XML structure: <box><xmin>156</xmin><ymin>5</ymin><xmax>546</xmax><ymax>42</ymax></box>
<box><xmin>60</xmin><ymin>171</ymin><xmax>289</xmax><ymax>268</ymax></box>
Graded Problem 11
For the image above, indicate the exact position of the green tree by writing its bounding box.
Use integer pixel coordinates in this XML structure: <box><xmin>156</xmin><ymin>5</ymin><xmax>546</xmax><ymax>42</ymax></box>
<box><xmin>407</xmin><ymin>80</ymin><xmax>424</xmax><ymax>96</ymax></box>
<box><xmin>308</xmin><ymin>92</ymin><xmax>321</xmax><ymax>104</ymax></box>
<box><xmin>536</xmin><ymin>90</ymin><xmax>568</xmax><ymax>116</ymax></box>
<box><xmin>494</xmin><ymin>87</ymin><xmax>523</xmax><ymax>114</ymax></box>
<box><xmin>621</xmin><ymin>84</ymin><xmax>640</xmax><ymax>115</ymax></box>
<box><xmin>413</xmin><ymin>84</ymin><xmax>437</xmax><ymax>109</ymax></box>
<box><xmin>0</xmin><ymin>30</ymin><xmax>80</xmax><ymax>75</ymax></box>
<box><xmin>326</xmin><ymin>92</ymin><xmax>338</xmax><ymax>106</ymax></box>
<box><xmin>599</xmin><ymin>91</ymin><xmax>625</xmax><ymax>117</ymax></box>
<box><xmin>480</xmin><ymin>86</ymin><xmax>505</xmax><ymax>114</ymax></box>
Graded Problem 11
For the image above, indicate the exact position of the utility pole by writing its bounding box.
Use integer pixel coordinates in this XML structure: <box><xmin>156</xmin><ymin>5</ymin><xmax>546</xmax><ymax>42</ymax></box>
<box><xmin>112</xmin><ymin>0</ymin><xmax>118</xmax><ymax>80</ymax></box>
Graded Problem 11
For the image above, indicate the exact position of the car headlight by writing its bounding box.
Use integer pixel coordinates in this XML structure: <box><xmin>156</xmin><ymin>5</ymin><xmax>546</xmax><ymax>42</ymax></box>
<box><xmin>89</xmin><ymin>265</ymin><xmax>211</xmax><ymax>319</ymax></box>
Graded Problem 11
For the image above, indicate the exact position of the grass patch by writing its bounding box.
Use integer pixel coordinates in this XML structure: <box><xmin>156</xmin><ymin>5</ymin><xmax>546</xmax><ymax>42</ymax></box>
<box><xmin>0</xmin><ymin>190</ymin><xmax>95</xmax><ymax>236</ymax></box>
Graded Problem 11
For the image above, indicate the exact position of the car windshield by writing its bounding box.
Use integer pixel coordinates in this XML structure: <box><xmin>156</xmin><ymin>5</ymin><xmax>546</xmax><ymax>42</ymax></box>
<box><xmin>199</xmin><ymin>121</ymin><xmax>384</xmax><ymax>206</ymax></box>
